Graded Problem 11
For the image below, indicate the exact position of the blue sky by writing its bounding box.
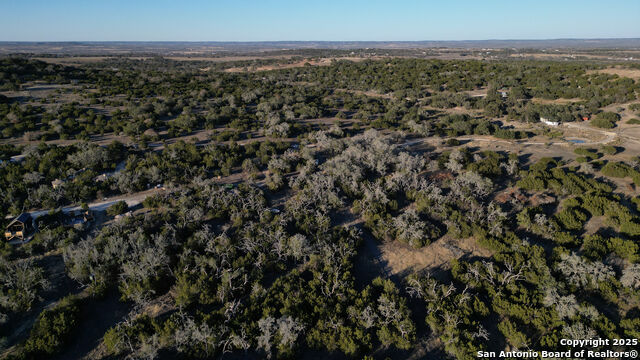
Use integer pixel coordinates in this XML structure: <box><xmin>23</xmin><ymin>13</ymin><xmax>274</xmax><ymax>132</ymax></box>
<box><xmin>1</xmin><ymin>0</ymin><xmax>639</xmax><ymax>41</ymax></box>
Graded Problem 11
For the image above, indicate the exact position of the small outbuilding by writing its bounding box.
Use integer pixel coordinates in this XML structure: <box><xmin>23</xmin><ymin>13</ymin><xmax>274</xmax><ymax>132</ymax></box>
<box><xmin>540</xmin><ymin>117</ymin><xmax>559</xmax><ymax>127</ymax></box>
<box><xmin>4</xmin><ymin>213</ymin><xmax>34</xmax><ymax>241</ymax></box>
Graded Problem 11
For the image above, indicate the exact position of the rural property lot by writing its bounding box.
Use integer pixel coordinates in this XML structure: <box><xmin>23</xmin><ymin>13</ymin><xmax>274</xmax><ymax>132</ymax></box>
<box><xmin>2</xmin><ymin>44</ymin><xmax>640</xmax><ymax>360</ymax></box>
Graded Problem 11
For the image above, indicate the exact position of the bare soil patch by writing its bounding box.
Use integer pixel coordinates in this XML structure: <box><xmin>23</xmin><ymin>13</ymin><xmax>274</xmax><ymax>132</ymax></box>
<box><xmin>530</xmin><ymin>97</ymin><xmax>584</xmax><ymax>105</ymax></box>
<box><xmin>422</xmin><ymin>105</ymin><xmax>483</xmax><ymax>115</ymax></box>
<box><xmin>584</xmin><ymin>216</ymin><xmax>606</xmax><ymax>235</ymax></box>
<box><xmin>463</xmin><ymin>88</ymin><xmax>488</xmax><ymax>98</ymax></box>
<box><xmin>336</xmin><ymin>88</ymin><xmax>394</xmax><ymax>99</ymax></box>
<box><xmin>380</xmin><ymin>236</ymin><xmax>492</xmax><ymax>276</ymax></box>
<box><xmin>603</xmin><ymin>176</ymin><xmax>638</xmax><ymax>196</ymax></box>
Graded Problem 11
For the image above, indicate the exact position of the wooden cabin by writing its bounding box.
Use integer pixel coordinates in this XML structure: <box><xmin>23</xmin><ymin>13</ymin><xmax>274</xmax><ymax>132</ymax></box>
<box><xmin>4</xmin><ymin>213</ymin><xmax>34</xmax><ymax>241</ymax></box>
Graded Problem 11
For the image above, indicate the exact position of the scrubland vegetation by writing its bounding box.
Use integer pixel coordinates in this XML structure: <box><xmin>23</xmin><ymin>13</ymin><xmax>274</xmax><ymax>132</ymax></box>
<box><xmin>1</xmin><ymin>53</ymin><xmax>640</xmax><ymax>359</ymax></box>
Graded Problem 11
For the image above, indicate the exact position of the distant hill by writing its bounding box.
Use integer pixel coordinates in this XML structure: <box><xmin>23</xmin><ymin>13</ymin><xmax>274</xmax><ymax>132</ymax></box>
<box><xmin>0</xmin><ymin>38</ymin><xmax>639</xmax><ymax>55</ymax></box>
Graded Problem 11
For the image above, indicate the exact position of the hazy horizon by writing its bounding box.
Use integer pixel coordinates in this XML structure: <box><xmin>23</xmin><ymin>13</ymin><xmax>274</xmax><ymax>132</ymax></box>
<box><xmin>1</xmin><ymin>0</ymin><xmax>639</xmax><ymax>42</ymax></box>
<box><xmin>1</xmin><ymin>37</ymin><xmax>640</xmax><ymax>43</ymax></box>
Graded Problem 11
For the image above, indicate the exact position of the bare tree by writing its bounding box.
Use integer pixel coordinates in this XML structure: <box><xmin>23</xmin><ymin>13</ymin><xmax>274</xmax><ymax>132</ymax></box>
<box><xmin>557</xmin><ymin>253</ymin><xmax>615</xmax><ymax>288</ymax></box>
<box><xmin>0</xmin><ymin>258</ymin><xmax>50</xmax><ymax>312</ymax></box>
<box><xmin>621</xmin><ymin>264</ymin><xmax>640</xmax><ymax>289</ymax></box>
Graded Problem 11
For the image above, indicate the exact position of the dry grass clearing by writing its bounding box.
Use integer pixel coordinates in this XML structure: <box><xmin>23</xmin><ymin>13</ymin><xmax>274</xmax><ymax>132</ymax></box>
<box><xmin>223</xmin><ymin>58</ymin><xmax>332</xmax><ymax>72</ymax></box>
<box><xmin>588</xmin><ymin>67</ymin><xmax>640</xmax><ymax>80</ymax></box>
<box><xmin>337</xmin><ymin>88</ymin><xmax>394</xmax><ymax>99</ymax></box>
<box><xmin>33</xmin><ymin>57</ymin><xmax>111</xmax><ymax>64</ymax></box>
<box><xmin>463</xmin><ymin>88</ymin><xmax>488</xmax><ymax>97</ymax></box>
<box><xmin>530</xmin><ymin>97</ymin><xmax>584</xmax><ymax>105</ymax></box>
<box><xmin>515</xmin><ymin>53</ymin><xmax>634</xmax><ymax>61</ymax></box>
<box><xmin>222</xmin><ymin>56</ymin><xmax>385</xmax><ymax>73</ymax></box>
<box><xmin>380</xmin><ymin>236</ymin><xmax>492</xmax><ymax>275</ymax></box>
<box><xmin>33</xmin><ymin>55</ymin><xmax>299</xmax><ymax>65</ymax></box>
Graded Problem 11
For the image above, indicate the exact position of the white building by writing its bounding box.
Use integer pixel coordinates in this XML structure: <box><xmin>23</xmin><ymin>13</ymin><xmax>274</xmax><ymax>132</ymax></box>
<box><xmin>540</xmin><ymin>117</ymin><xmax>559</xmax><ymax>127</ymax></box>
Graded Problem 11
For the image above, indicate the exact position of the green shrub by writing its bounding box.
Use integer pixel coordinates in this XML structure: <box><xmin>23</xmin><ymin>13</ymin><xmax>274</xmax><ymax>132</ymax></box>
<box><xmin>583</xmin><ymin>234</ymin><xmax>639</xmax><ymax>262</ymax></box>
<box><xmin>601</xmin><ymin>161</ymin><xmax>632</xmax><ymax>178</ymax></box>
<box><xmin>582</xmin><ymin>234</ymin><xmax>608</xmax><ymax>259</ymax></box>
<box><xmin>601</xmin><ymin>145</ymin><xmax>618</xmax><ymax>155</ymax></box>
<box><xmin>591</xmin><ymin>112</ymin><xmax>620</xmax><ymax>128</ymax></box>
<box><xmin>142</xmin><ymin>194</ymin><xmax>166</xmax><ymax>208</ymax></box>
<box><xmin>23</xmin><ymin>296</ymin><xmax>80</xmax><ymax>356</ymax></box>
<box><xmin>607</xmin><ymin>237</ymin><xmax>639</xmax><ymax>262</ymax></box>
<box><xmin>529</xmin><ymin>157</ymin><xmax>558</xmax><ymax>172</ymax></box>
<box><xmin>554</xmin><ymin>206</ymin><xmax>588</xmax><ymax>231</ymax></box>
<box><xmin>591</xmin><ymin>118</ymin><xmax>615</xmax><ymax>128</ymax></box>
<box><xmin>106</xmin><ymin>200</ymin><xmax>128</xmax><ymax>216</ymax></box>
<box><xmin>597</xmin><ymin>112</ymin><xmax>621</xmax><ymax>122</ymax></box>
<box><xmin>498</xmin><ymin>319</ymin><xmax>528</xmax><ymax>349</ymax></box>
<box><xmin>493</xmin><ymin>128</ymin><xmax>524</xmax><ymax>139</ymax></box>
<box><xmin>553</xmin><ymin>231</ymin><xmax>579</xmax><ymax>246</ymax></box>
<box><xmin>580</xmin><ymin>193</ymin><xmax>618</xmax><ymax>217</ymax></box>
<box><xmin>591</xmin><ymin>160</ymin><xmax>605</xmax><ymax>169</ymax></box>
<box><xmin>103</xmin><ymin>314</ymin><xmax>161</xmax><ymax>356</ymax></box>
<box><xmin>574</xmin><ymin>147</ymin><xmax>600</xmax><ymax>160</ymax></box>
<box><xmin>467</xmin><ymin>151</ymin><xmax>504</xmax><ymax>177</ymax></box>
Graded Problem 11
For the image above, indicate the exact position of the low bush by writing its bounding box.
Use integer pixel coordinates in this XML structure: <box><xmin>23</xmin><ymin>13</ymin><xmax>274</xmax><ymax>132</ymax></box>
<box><xmin>106</xmin><ymin>200</ymin><xmax>128</xmax><ymax>216</ymax></box>
<box><xmin>601</xmin><ymin>161</ymin><xmax>634</xmax><ymax>178</ymax></box>
<box><xmin>591</xmin><ymin>112</ymin><xmax>620</xmax><ymax>129</ymax></box>
<box><xmin>591</xmin><ymin>118</ymin><xmax>615</xmax><ymax>128</ymax></box>
<box><xmin>574</xmin><ymin>147</ymin><xmax>600</xmax><ymax>160</ymax></box>
<box><xmin>601</xmin><ymin>145</ymin><xmax>618</xmax><ymax>155</ymax></box>
<box><xmin>23</xmin><ymin>295</ymin><xmax>80</xmax><ymax>357</ymax></box>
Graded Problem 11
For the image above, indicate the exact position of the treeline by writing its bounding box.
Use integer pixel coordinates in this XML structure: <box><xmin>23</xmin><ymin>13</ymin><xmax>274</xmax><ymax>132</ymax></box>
<box><xmin>2</xmin><ymin>58</ymin><xmax>636</xmax><ymax>143</ymax></box>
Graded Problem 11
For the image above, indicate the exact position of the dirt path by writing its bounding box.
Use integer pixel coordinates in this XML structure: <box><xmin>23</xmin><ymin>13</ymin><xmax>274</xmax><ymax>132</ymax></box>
<box><xmin>27</xmin><ymin>167</ymin><xmax>255</xmax><ymax>220</ymax></box>
<box><xmin>29</xmin><ymin>188</ymin><xmax>164</xmax><ymax>219</ymax></box>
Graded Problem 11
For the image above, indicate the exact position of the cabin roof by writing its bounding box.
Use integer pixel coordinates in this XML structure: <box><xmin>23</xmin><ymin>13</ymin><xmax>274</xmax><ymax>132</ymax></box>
<box><xmin>7</xmin><ymin>213</ymin><xmax>31</xmax><ymax>227</ymax></box>
<box><xmin>14</xmin><ymin>213</ymin><xmax>31</xmax><ymax>223</ymax></box>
